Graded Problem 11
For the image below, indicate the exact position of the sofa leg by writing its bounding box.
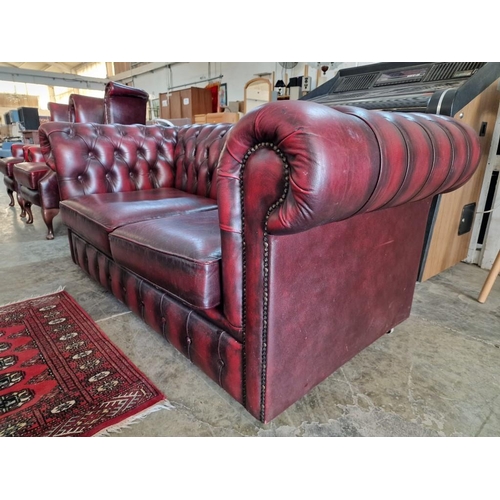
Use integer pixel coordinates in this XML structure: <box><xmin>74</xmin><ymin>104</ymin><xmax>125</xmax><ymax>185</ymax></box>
<box><xmin>42</xmin><ymin>208</ymin><xmax>59</xmax><ymax>240</ymax></box>
<box><xmin>17</xmin><ymin>193</ymin><xmax>27</xmax><ymax>218</ymax></box>
<box><xmin>24</xmin><ymin>202</ymin><xmax>34</xmax><ymax>224</ymax></box>
<box><xmin>6</xmin><ymin>188</ymin><xmax>15</xmax><ymax>207</ymax></box>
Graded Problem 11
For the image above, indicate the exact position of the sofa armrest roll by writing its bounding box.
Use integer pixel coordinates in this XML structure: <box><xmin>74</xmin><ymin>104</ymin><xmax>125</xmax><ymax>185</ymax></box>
<box><xmin>218</xmin><ymin>100</ymin><xmax>480</xmax><ymax>237</ymax></box>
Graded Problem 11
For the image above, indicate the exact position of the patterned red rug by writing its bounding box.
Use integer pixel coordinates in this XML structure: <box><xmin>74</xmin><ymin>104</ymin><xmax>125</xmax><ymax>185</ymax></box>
<box><xmin>0</xmin><ymin>290</ymin><xmax>169</xmax><ymax>437</ymax></box>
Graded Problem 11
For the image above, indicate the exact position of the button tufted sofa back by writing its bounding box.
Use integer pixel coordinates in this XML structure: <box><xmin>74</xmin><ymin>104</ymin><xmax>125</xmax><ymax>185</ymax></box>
<box><xmin>173</xmin><ymin>123</ymin><xmax>232</xmax><ymax>199</ymax></box>
<box><xmin>39</xmin><ymin>121</ymin><xmax>233</xmax><ymax>201</ymax></box>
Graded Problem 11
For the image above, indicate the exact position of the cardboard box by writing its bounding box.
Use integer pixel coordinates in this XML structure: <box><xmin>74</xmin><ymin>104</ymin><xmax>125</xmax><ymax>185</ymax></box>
<box><xmin>227</xmin><ymin>101</ymin><xmax>244</xmax><ymax>113</ymax></box>
<box><xmin>206</xmin><ymin>112</ymin><xmax>241</xmax><ymax>124</ymax></box>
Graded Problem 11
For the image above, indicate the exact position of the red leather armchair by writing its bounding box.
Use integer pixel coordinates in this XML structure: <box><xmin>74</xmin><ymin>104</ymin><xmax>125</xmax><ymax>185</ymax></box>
<box><xmin>48</xmin><ymin>102</ymin><xmax>70</xmax><ymax>122</ymax></box>
<box><xmin>104</xmin><ymin>81</ymin><xmax>149</xmax><ymax>125</ymax></box>
<box><xmin>0</xmin><ymin>143</ymin><xmax>26</xmax><ymax>207</ymax></box>
<box><xmin>68</xmin><ymin>94</ymin><xmax>105</xmax><ymax>124</ymax></box>
<box><xmin>39</xmin><ymin>100</ymin><xmax>482</xmax><ymax>422</ymax></box>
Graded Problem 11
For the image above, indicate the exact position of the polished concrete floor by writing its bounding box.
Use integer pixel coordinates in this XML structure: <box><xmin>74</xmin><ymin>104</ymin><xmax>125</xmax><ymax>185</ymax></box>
<box><xmin>1</xmin><ymin>189</ymin><xmax>500</xmax><ymax>437</ymax></box>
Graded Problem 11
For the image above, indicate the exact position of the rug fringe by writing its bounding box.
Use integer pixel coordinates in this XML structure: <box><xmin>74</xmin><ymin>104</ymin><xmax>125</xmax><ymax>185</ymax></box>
<box><xmin>0</xmin><ymin>287</ymin><xmax>66</xmax><ymax>308</ymax></box>
<box><xmin>94</xmin><ymin>400</ymin><xmax>175</xmax><ymax>437</ymax></box>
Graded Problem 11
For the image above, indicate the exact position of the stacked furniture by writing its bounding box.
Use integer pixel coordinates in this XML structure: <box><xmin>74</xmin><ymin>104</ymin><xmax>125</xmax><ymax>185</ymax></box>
<box><xmin>39</xmin><ymin>100</ymin><xmax>481</xmax><ymax>422</ymax></box>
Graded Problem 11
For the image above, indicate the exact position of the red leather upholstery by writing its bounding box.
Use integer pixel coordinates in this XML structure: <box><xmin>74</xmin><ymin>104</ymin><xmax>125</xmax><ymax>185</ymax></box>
<box><xmin>110</xmin><ymin>210</ymin><xmax>222</xmax><ymax>309</ymax></box>
<box><xmin>13</xmin><ymin>162</ymin><xmax>49</xmax><ymax>190</ymax></box>
<box><xmin>68</xmin><ymin>94</ymin><xmax>105</xmax><ymax>124</ymax></box>
<box><xmin>59</xmin><ymin>188</ymin><xmax>217</xmax><ymax>255</ymax></box>
<box><xmin>48</xmin><ymin>102</ymin><xmax>69</xmax><ymax>122</ymax></box>
<box><xmin>11</xmin><ymin>87</ymin><xmax>153</xmax><ymax>239</ymax></box>
<box><xmin>39</xmin><ymin>122</ymin><xmax>233</xmax><ymax>201</ymax></box>
<box><xmin>104</xmin><ymin>81</ymin><xmax>149</xmax><ymax>125</ymax></box>
<box><xmin>11</xmin><ymin>143</ymin><xmax>25</xmax><ymax>158</ymax></box>
<box><xmin>39</xmin><ymin>100</ymin><xmax>482</xmax><ymax>422</ymax></box>
<box><xmin>0</xmin><ymin>144</ymin><xmax>35</xmax><ymax>207</ymax></box>
<box><xmin>217</xmin><ymin>101</ymin><xmax>481</xmax><ymax>329</ymax></box>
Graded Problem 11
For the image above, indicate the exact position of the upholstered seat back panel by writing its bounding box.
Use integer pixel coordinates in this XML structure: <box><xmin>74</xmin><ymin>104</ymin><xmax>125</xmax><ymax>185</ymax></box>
<box><xmin>173</xmin><ymin>123</ymin><xmax>232</xmax><ymax>200</ymax></box>
<box><xmin>39</xmin><ymin>123</ymin><xmax>179</xmax><ymax>200</ymax></box>
<box><xmin>40</xmin><ymin>122</ymin><xmax>233</xmax><ymax>202</ymax></box>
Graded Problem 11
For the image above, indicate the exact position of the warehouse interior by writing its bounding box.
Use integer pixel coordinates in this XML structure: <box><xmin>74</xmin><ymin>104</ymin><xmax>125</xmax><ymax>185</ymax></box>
<box><xmin>1</xmin><ymin>53</ymin><xmax>498</xmax><ymax>496</ymax></box>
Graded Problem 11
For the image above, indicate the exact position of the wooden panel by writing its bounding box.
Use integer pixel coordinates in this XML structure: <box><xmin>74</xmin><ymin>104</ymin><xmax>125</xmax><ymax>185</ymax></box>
<box><xmin>170</xmin><ymin>93</ymin><xmax>182</xmax><ymax>120</ymax></box>
<box><xmin>180</xmin><ymin>88</ymin><xmax>194</xmax><ymax>120</ymax></box>
<box><xmin>0</xmin><ymin>94</ymin><xmax>38</xmax><ymax>108</ymax></box>
<box><xmin>159</xmin><ymin>92</ymin><xmax>182</xmax><ymax>120</ymax></box>
<box><xmin>206</xmin><ymin>112</ymin><xmax>241</xmax><ymax>124</ymax></box>
<box><xmin>421</xmin><ymin>78</ymin><xmax>500</xmax><ymax>281</ymax></box>
<box><xmin>113</xmin><ymin>63</ymin><xmax>131</xmax><ymax>74</ymax></box>
<box><xmin>160</xmin><ymin>88</ymin><xmax>212</xmax><ymax>122</ymax></box>
<box><xmin>179</xmin><ymin>88</ymin><xmax>213</xmax><ymax>121</ymax></box>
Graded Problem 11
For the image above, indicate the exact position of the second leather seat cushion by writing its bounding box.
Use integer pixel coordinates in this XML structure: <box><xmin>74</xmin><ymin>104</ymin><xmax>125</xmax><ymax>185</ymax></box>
<box><xmin>109</xmin><ymin>210</ymin><xmax>222</xmax><ymax>310</ymax></box>
<box><xmin>60</xmin><ymin>187</ymin><xmax>217</xmax><ymax>256</ymax></box>
<box><xmin>13</xmin><ymin>162</ymin><xmax>50</xmax><ymax>189</ymax></box>
<box><xmin>0</xmin><ymin>157</ymin><xmax>24</xmax><ymax>177</ymax></box>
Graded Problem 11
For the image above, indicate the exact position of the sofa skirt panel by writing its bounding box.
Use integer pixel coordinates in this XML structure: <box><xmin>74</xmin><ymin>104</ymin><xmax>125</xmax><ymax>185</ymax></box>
<box><xmin>68</xmin><ymin>230</ymin><xmax>244</xmax><ymax>408</ymax></box>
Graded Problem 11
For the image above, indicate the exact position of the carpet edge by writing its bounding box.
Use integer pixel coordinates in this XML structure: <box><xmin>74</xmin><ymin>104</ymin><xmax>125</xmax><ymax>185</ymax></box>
<box><xmin>93</xmin><ymin>399</ymin><xmax>175</xmax><ymax>437</ymax></box>
<box><xmin>0</xmin><ymin>286</ymin><xmax>66</xmax><ymax>308</ymax></box>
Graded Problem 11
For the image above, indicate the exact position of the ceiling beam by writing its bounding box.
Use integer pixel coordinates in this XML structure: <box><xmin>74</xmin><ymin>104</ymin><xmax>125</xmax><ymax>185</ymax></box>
<box><xmin>0</xmin><ymin>66</ymin><xmax>109</xmax><ymax>90</ymax></box>
<box><xmin>40</xmin><ymin>62</ymin><xmax>75</xmax><ymax>73</ymax></box>
<box><xmin>112</xmin><ymin>62</ymin><xmax>179</xmax><ymax>81</ymax></box>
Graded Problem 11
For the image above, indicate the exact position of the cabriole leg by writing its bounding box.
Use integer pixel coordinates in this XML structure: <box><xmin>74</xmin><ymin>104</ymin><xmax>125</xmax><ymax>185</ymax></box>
<box><xmin>42</xmin><ymin>208</ymin><xmax>59</xmax><ymax>240</ymax></box>
<box><xmin>6</xmin><ymin>188</ymin><xmax>14</xmax><ymax>207</ymax></box>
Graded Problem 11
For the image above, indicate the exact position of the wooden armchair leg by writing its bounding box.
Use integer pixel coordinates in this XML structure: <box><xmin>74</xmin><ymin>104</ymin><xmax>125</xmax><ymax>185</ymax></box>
<box><xmin>24</xmin><ymin>201</ymin><xmax>34</xmax><ymax>224</ymax></box>
<box><xmin>6</xmin><ymin>188</ymin><xmax>15</xmax><ymax>207</ymax></box>
<box><xmin>42</xmin><ymin>208</ymin><xmax>59</xmax><ymax>240</ymax></box>
<box><xmin>17</xmin><ymin>192</ymin><xmax>26</xmax><ymax>218</ymax></box>
<box><xmin>478</xmin><ymin>250</ymin><xmax>500</xmax><ymax>304</ymax></box>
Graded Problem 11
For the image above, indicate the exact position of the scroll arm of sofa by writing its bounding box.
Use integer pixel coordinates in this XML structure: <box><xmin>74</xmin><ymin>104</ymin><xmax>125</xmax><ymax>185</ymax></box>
<box><xmin>39</xmin><ymin>121</ymin><xmax>73</xmax><ymax>172</ymax></box>
<box><xmin>38</xmin><ymin>170</ymin><xmax>60</xmax><ymax>210</ymax></box>
<box><xmin>217</xmin><ymin>100</ymin><xmax>482</xmax><ymax>236</ymax></box>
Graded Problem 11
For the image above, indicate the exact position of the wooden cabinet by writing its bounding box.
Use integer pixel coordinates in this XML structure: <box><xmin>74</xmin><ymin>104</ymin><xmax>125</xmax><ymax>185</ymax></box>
<box><xmin>206</xmin><ymin>112</ymin><xmax>241</xmax><ymax>124</ymax></box>
<box><xmin>159</xmin><ymin>87</ymin><xmax>213</xmax><ymax>123</ymax></box>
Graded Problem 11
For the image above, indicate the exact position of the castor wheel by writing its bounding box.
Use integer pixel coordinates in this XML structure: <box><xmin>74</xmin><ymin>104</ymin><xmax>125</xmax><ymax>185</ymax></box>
<box><xmin>386</xmin><ymin>328</ymin><xmax>394</xmax><ymax>334</ymax></box>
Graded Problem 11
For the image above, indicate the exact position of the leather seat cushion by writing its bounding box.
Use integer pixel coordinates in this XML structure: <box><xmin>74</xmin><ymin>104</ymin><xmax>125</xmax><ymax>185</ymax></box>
<box><xmin>0</xmin><ymin>157</ymin><xmax>24</xmax><ymax>177</ymax></box>
<box><xmin>109</xmin><ymin>210</ymin><xmax>221</xmax><ymax>309</ymax></box>
<box><xmin>60</xmin><ymin>187</ymin><xmax>217</xmax><ymax>256</ymax></box>
<box><xmin>13</xmin><ymin>162</ymin><xmax>50</xmax><ymax>189</ymax></box>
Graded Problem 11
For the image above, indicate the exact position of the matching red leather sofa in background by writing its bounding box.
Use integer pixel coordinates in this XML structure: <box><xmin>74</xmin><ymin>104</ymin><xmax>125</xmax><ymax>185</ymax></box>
<box><xmin>39</xmin><ymin>100</ymin><xmax>481</xmax><ymax>422</ymax></box>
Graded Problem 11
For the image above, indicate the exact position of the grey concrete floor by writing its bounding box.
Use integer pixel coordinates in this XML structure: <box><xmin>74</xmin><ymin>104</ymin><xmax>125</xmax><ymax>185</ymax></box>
<box><xmin>1</xmin><ymin>189</ymin><xmax>500</xmax><ymax>437</ymax></box>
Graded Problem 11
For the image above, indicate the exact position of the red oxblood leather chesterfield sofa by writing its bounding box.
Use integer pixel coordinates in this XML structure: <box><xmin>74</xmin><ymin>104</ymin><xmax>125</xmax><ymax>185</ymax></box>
<box><xmin>39</xmin><ymin>101</ymin><xmax>481</xmax><ymax>422</ymax></box>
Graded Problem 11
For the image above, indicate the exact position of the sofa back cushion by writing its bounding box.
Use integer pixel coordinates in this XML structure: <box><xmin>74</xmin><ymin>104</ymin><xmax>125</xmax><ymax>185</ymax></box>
<box><xmin>39</xmin><ymin>123</ymin><xmax>178</xmax><ymax>200</ymax></box>
<box><xmin>39</xmin><ymin>121</ymin><xmax>233</xmax><ymax>201</ymax></box>
<box><xmin>68</xmin><ymin>94</ymin><xmax>105</xmax><ymax>124</ymax></box>
<box><xmin>173</xmin><ymin>123</ymin><xmax>232</xmax><ymax>199</ymax></box>
<box><xmin>104</xmin><ymin>81</ymin><xmax>149</xmax><ymax>125</ymax></box>
<box><xmin>48</xmin><ymin>102</ymin><xmax>70</xmax><ymax>122</ymax></box>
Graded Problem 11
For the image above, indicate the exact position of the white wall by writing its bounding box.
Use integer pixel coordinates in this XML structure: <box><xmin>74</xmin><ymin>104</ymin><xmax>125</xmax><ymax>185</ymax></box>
<box><xmin>128</xmin><ymin>62</ymin><xmax>374</xmax><ymax>104</ymax></box>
